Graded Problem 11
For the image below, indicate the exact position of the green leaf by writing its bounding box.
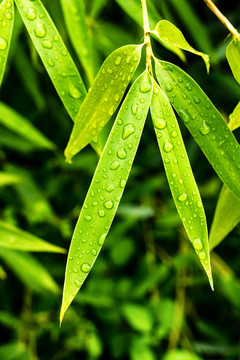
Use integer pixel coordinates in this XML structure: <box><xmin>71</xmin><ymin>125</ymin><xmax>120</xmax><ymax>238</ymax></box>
<box><xmin>122</xmin><ymin>303</ymin><xmax>154</xmax><ymax>332</ymax></box>
<box><xmin>60</xmin><ymin>71</ymin><xmax>153</xmax><ymax>322</ymax></box>
<box><xmin>0</xmin><ymin>249</ymin><xmax>59</xmax><ymax>293</ymax></box>
<box><xmin>64</xmin><ymin>44</ymin><xmax>142</xmax><ymax>162</ymax></box>
<box><xmin>150</xmin><ymin>81</ymin><xmax>212</xmax><ymax>287</ymax></box>
<box><xmin>0</xmin><ymin>172</ymin><xmax>22</xmax><ymax>186</ymax></box>
<box><xmin>0</xmin><ymin>221</ymin><xmax>66</xmax><ymax>253</ymax></box>
<box><xmin>168</xmin><ymin>0</ymin><xmax>212</xmax><ymax>54</ymax></box>
<box><xmin>152</xmin><ymin>20</ymin><xmax>210</xmax><ymax>72</ymax></box>
<box><xmin>226</xmin><ymin>38</ymin><xmax>240</xmax><ymax>85</ymax></box>
<box><xmin>60</xmin><ymin>0</ymin><xmax>95</xmax><ymax>84</ymax></box>
<box><xmin>0</xmin><ymin>102</ymin><xmax>55</xmax><ymax>150</ymax></box>
<box><xmin>163</xmin><ymin>349</ymin><xmax>204</xmax><ymax>360</ymax></box>
<box><xmin>209</xmin><ymin>185</ymin><xmax>240</xmax><ymax>250</ymax></box>
<box><xmin>114</xmin><ymin>0</ymin><xmax>185</xmax><ymax>61</ymax></box>
<box><xmin>0</xmin><ymin>0</ymin><xmax>14</xmax><ymax>86</ymax></box>
<box><xmin>154</xmin><ymin>59</ymin><xmax>240</xmax><ymax>201</ymax></box>
<box><xmin>14</xmin><ymin>0</ymin><xmax>86</xmax><ymax>121</ymax></box>
<box><xmin>228</xmin><ymin>101</ymin><xmax>240</xmax><ymax>131</ymax></box>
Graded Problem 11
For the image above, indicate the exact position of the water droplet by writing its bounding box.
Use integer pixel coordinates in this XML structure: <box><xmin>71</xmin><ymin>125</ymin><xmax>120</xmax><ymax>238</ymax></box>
<box><xmin>153</xmin><ymin>116</ymin><xmax>166</xmax><ymax>130</ymax></box>
<box><xmin>53</xmin><ymin>35</ymin><xmax>59</xmax><ymax>42</ymax></box>
<box><xmin>131</xmin><ymin>103</ymin><xmax>138</xmax><ymax>115</ymax></box>
<box><xmin>115</xmin><ymin>94</ymin><xmax>120</xmax><ymax>102</ymax></box>
<box><xmin>179</xmin><ymin>109</ymin><xmax>190</xmax><ymax>123</ymax></box>
<box><xmin>5</xmin><ymin>12</ymin><xmax>12</xmax><ymax>20</ymax></box>
<box><xmin>200</xmin><ymin>121</ymin><xmax>210</xmax><ymax>135</ymax></box>
<box><xmin>165</xmin><ymin>84</ymin><xmax>173</xmax><ymax>92</ymax></box>
<box><xmin>0</xmin><ymin>37</ymin><xmax>7</xmax><ymax>50</ymax></box>
<box><xmin>115</xmin><ymin>56</ymin><xmax>122</xmax><ymax>65</ymax></box>
<box><xmin>106</xmin><ymin>184</ymin><xmax>114</xmax><ymax>192</ymax></box>
<box><xmin>91</xmin><ymin>249</ymin><xmax>97</xmax><ymax>256</ymax></box>
<box><xmin>73</xmin><ymin>268</ymin><xmax>78</xmax><ymax>273</ymax></box>
<box><xmin>178</xmin><ymin>178</ymin><xmax>184</xmax><ymax>184</ymax></box>
<box><xmin>69</xmin><ymin>85</ymin><xmax>82</xmax><ymax>99</ymax></box>
<box><xmin>81</xmin><ymin>263</ymin><xmax>91</xmax><ymax>273</ymax></box>
<box><xmin>122</xmin><ymin>124</ymin><xmax>135</xmax><ymax>139</ymax></box>
<box><xmin>110</xmin><ymin>160</ymin><xmax>120</xmax><ymax>170</ymax></box>
<box><xmin>84</xmin><ymin>215</ymin><xmax>92</xmax><ymax>221</ymax></box>
<box><xmin>185</xmin><ymin>83</ymin><xmax>192</xmax><ymax>91</ymax></box>
<box><xmin>193</xmin><ymin>96</ymin><xmax>200</xmax><ymax>104</ymax></box>
<box><xmin>34</xmin><ymin>22</ymin><xmax>46</xmax><ymax>38</ymax></box>
<box><xmin>27</xmin><ymin>7</ymin><xmax>36</xmax><ymax>20</ymax></box>
<box><xmin>98</xmin><ymin>233</ymin><xmax>107</xmax><ymax>246</ymax></box>
<box><xmin>171</xmin><ymin>130</ymin><xmax>177</xmax><ymax>138</ymax></box>
<box><xmin>163</xmin><ymin>140</ymin><xmax>173</xmax><ymax>153</ymax></box>
<box><xmin>47</xmin><ymin>59</ymin><xmax>55</xmax><ymax>67</ymax></box>
<box><xmin>42</xmin><ymin>40</ymin><xmax>53</xmax><ymax>49</ymax></box>
<box><xmin>197</xmin><ymin>201</ymin><xmax>202</xmax><ymax>208</ymax></box>
<box><xmin>117</xmin><ymin>148</ymin><xmax>127</xmax><ymax>159</ymax></box>
<box><xmin>126</xmin><ymin>56</ymin><xmax>131</xmax><ymax>63</ymax></box>
<box><xmin>178</xmin><ymin>193</ymin><xmax>188</xmax><ymax>202</ymax></box>
<box><xmin>193</xmin><ymin>238</ymin><xmax>203</xmax><ymax>250</ymax></box>
<box><xmin>75</xmin><ymin>280</ymin><xmax>82</xmax><ymax>287</ymax></box>
<box><xmin>199</xmin><ymin>252</ymin><xmax>206</xmax><ymax>260</ymax></box>
<box><xmin>104</xmin><ymin>200</ymin><xmax>114</xmax><ymax>209</ymax></box>
<box><xmin>98</xmin><ymin>210</ymin><xmax>105</xmax><ymax>217</ymax></box>
<box><xmin>140</xmin><ymin>78</ymin><xmax>152</xmax><ymax>93</ymax></box>
<box><xmin>120</xmin><ymin>179</ymin><xmax>126</xmax><ymax>188</ymax></box>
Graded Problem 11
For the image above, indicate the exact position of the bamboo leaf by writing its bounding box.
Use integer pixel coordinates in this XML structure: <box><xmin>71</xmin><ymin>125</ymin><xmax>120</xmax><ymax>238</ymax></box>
<box><xmin>0</xmin><ymin>102</ymin><xmax>55</xmax><ymax>150</ymax></box>
<box><xmin>152</xmin><ymin>20</ymin><xmax>210</xmax><ymax>72</ymax></box>
<box><xmin>228</xmin><ymin>101</ymin><xmax>240</xmax><ymax>131</ymax></box>
<box><xmin>60</xmin><ymin>71</ymin><xmax>153</xmax><ymax>323</ymax></box>
<box><xmin>150</xmin><ymin>81</ymin><xmax>212</xmax><ymax>287</ymax></box>
<box><xmin>64</xmin><ymin>44</ymin><xmax>142</xmax><ymax>162</ymax></box>
<box><xmin>0</xmin><ymin>221</ymin><xmax>66</xmax><ymax>253</ymax></box>
<box><xmin>226</xmin><ymin>38</ymin><xmax>240</xmax><ymax>85</ymax></box>
<box><xmin>209</xmin><ymin>185</ymin><xmax>240</xmax><ymax>250</ymax></box>
<box><xmin>60</xmin><ymin>0</ymin><xmax>95</xmax><ymax>84</ymax></box>
<box><xmin>0</xmin><ymin>249</ymin><xmax>59</xmax><ymax>293</ymax></box>
<box><xmin>14</xmin><ymin>0</ymin><xmax>86</xmax><ymax>121</ymax></box>
<box><xmin>154</xmin><ymin>59</ymin><xmax>240</xmax><ymax>201</ymax></box>
<box><xmin>0</xmin><ymin>0</ymin><xmax>14</xmax><ymax>86</ymax></box>
<box><xmin>114</xmin><ymin>0</ymin><xmax>185</xmax><ymax>61</ymax></box>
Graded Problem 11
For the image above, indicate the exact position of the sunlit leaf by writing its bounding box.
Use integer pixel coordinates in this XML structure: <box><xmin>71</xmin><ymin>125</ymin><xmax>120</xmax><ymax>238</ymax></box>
<box><xmin>228</xmin><ymin>101</ymin><xmax>240</xmax><ymax>131</ymax></box>
<box><xmin>154</xmin><ymin>59</ymin><xmax>240</xmax><ymax>201</ymax></box>
<box><xmin>0</xmin><ymin>172</ymin><xmax>22</xmax><ymax>186</ymax></box>
<box><xmin>60</xmin><ymin>71</ymin><xmax>153</xmax><ymax>322</ymax></box>
<box><xmin>64</xmin><ymin>44</ymin><xmax>142</xmax><ymax>162</ymax></box>
<box><xmin>152</xmin><ymin>20</ymin><xmax>210</xmax><ymax>72</ymax></box>
<box><xmin>226</xmin><ymin>38</ymin><xmax>240</xmax><ymax>85</ymax></box>
<box><xmin>151</xmin><ymin>81</ymin><xmax>212</xmax><ymax>287</ymax></box>
<box><xmin>0</xmin><ymin>249</ymin><xmax>59</xmax><ymax>293</ymax></box>
<box><xmin>0</xmin><ymin>221</ymin><xmax>66</xmax><ymax>253</ymax></box>
<box><xmin>0</xmin><ymin>0</ymin><xmax>14</xmax><ymax>86</ymax></box>
<box><xmin>0</xmin><ymin>102</ymin><xmax>55</xmax><ymax>150</ymax></box>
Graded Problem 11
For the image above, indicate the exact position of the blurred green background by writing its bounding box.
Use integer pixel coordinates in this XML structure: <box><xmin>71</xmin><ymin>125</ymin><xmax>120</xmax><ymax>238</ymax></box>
<box><xmin>0</xmin><ymin>0</ymin><xmax>240</xmax><ymax>359</ymax></box>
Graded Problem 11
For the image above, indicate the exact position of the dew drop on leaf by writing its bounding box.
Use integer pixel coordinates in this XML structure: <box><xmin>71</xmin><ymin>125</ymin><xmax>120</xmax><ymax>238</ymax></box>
<box><xmin>193</xmin><ymin>238</ymin><xmax>203</xmax><ymax>250</ymax></box>
<box><xmin>122</xmin><ymin>124</ymin><xmax>135</xmax><ymax>139</ymax></box>
<box><xmin>0</xmin><ymin>37</ymin><xmax>7</xmax><ymax>50</ymax></box>
<box><xmin>81</xmin><ymin>263</ymin><xmax>91</xmax><ymax>273</ymax></box>
<box><xmin>34</xmin><ymin>22</ymin><xmax>47</xmax><ymax>38</ymax></box>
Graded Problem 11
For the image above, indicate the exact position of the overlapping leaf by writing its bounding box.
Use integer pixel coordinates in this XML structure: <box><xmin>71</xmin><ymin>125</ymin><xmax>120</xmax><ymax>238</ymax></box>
<box><xmin>154</xmin><ymin>59</ymin><xmax>240</xmax><ymax>201</ymax></box>
<box><xmin>64</xmin><ymin>44</ymin><xmax>142</xmax><ymax>162</ymax></box>
<box><xmin>228</xmin><ymin>101</ymin><xmax>240</xmax><ymax>131</ymax></box>
<box><xmin>60</xmin><ymin>71</ymin><xmax>153</xmax><ymax>322</ymax></box>
<box><xmin>150</xmin><ymin>81</ymin><xmax>212</xmax><ymax>287</ymax></box>
<box><xmin>152</xmin><ymin>20</ymin><xmax>210</xmax><ymax>72</ymax></box>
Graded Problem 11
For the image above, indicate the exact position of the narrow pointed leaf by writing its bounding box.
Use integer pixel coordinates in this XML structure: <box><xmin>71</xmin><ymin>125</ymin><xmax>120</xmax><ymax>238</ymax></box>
<box><xmin>228</xmin><ymin>101</ymin><xmax>240</xmax><ymax>131</ymax></box>
<box><xmin>226</xmin><ymin>38</ymin><xmax>240</xmax><ymax>85</ymax></box>
<box><xmin>155</xmin><ymin>59</ymin><xmax>240</xmax><ymax>201</ymax></box>
<box><xmin>151</xmin><ymin>81</ymin><xmax>212</xmax><ymax>287</ymax></box>
<box><xmin>0</xmin><ymin>102</ymin><xmax>55</xmax><ymax>150</ymax></box>
<box><xmin>60</xmin><ymin>72</ymin><xmax>153</xmax><ymax>323</ymax></box>
<box><xmin>60</xmin><ymin>0</ymin><xmax>95</xmax><ymax>84</ymax></box>
<box><xmin>0</xmin><ymin>249</ymin><xmax>59</xmax><ymax>293</ymax></box>
<box><xmin>209</xmin><ymin>185</ymin><xmax>240</xmax><ymax>250</ymax></box>
<box><xmin>153</xmin><ymin>20</ymin><xmax>210</xmax><ymax>72</ymax></box>
<box><xmin>14</xmin><ymin>0</ymin><xmax>86</xmax><ymax>121</ymax></box>
<box><xmin>64</xmin><ymin>44</ymin><xmax>142</xmax><ymax>162</ymax></box>
<box><xmin>0</xmin><ymin>0</ymin><xmax>14</xmax><ymax>86</ymax></box>
<box><xmin>114</xmin><ymin>0</ymin><xmax>185</xmax><ymax>61</ymax></box>
<box><xmin>0</xmin><ymin>221</ymin><xmax>66</xmax><ymax>253</ymax></box>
